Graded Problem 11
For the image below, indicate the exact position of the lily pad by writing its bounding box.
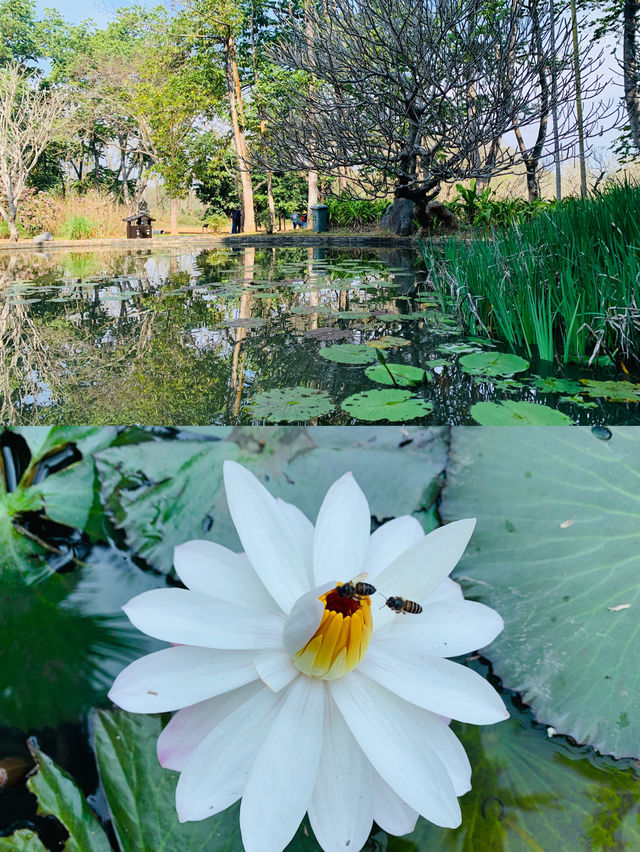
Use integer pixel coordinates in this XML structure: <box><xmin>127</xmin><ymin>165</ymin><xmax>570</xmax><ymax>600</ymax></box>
<box><xmin>303</xmin><ymin>327</ymin><xmax>353</xmax><ymax>341</ymax></box>
<box><xmin>530</xmin><ymin>376</ymin><xmax>583</xmax><ymax>394</ymax></box>
<box><xmin>442</xmin><ymin>427</ymin><xmax>640</xmax><ymax>757</ymax></box>
<box><xmin>425</xmin><ymin>358</ymin><xmax>451</xmax><ymax>368</ymax></box>
<box><xmin>341</xmin><ymin>389</ymin><xmax>433</xmax><ymax>422</ymax></box>
<box><xmin>93</xmin><ymin>710</ymin><xmax>243</xmax><ymax>852</ymax></box>
<box><xmin>222</xmin><ymin>317</ymin><xmax>267</xmax><ymax>328</ymax></box>
<box><xmin>364</xmin><ymin>363</ymin><xmax>428</xmax><ymax>387</ymax></box>
<box><xmin>460</xmin><ymin>351</ymin><xmax>530</xmax><ymax>377</ymax></box>
<box><xmin>364</xmin><ymin>336</ymin><xmax>410</xmax><ymax>349</ymax></box>
<box><xmin>579</xmin><ymin>380</ymin><xmax>640</xmax><ymax>403</ymax></box>
<box><xmin>470</xmin><ymin>401</ymin><xmax>574</xmax><ymax>425</ymax></box>
<box><xmin>318</xmin><ymin>344</ymin><xmax>378</xmax><ymax>365</ymax></box>
<box><xmin>437</xmin><ymin>342</ymin><xmax>482</xmax><ymax>354</ymax></box>
<box><xmin>559</xmin><ymin>395</ymin><xmax>599</xmax><ymax>408</ymax></box>
<box><xmin>335</xmin><ymin>310</ymin><xmax>368</xmax><ymax>319</ymax></box>
<box><xmin>249</xmin><ymin>388</ymin><xmax>334</xmax><ymax>422</ymax></box>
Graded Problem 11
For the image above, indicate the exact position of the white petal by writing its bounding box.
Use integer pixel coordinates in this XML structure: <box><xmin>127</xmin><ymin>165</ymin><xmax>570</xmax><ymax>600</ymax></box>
<box><xmin>240</xmin><ymin>677</ymin><xmax>325</xmax><ymax>852</ymax></box>
<box><xmin>176</xmin><ymin>685</ymin><xmax>283</xmax><ymax>821</ymax></box>
<box><xmin>276</xmin><ymin>497</ymin><xmax>315</xmax><ymax>589</ymax></box>
<box><xmin>379</xmin><ymin>600</ymin><xmax>504</xmax><ymax>657</ymax></box>
<box><xmin>282</xmin><ymin>585</ymin><xmax>332</xmax><ymax>656</ymax></box>
<box><xmin>374</xmin><ymin>519</ymin><xmax>476</xmax><ymax>629</ymax></box>
<box><xmin>313</xmin><ymin>472</ymin><xmax>371</xmax><ymax>586</ymax></box>
<box><xmin>426</xmin><ymin>577</ymin><xmax>464</xmax><ymax>603</ymax></box>
<box><xmin>360</xmin><ymin>646</ymin><xmax>509</xmax><ymax>725</ymax></box>
<box><xmin>308</xmin><ymin>697</ymin><xmax>373</xmax><ymax>852</ymax></box>
<box><xmin>253</xmin><ymin>650</ymin><xmax>299</xmax><ymax>692</ymax></box>
<box><xmin>330</xmin><ymin>672</ymin><xmax>461</xmax><ymax>828</ymax></box>
<box><xmin>123</xmin><ymin>588</ymin><xmax>284</xmax><ymax>649</ymax></box>
<box><xmin>372</xmin><ymin>772</ymin><xmax>418</xmax><ymax>836</ymax></box>
<box><xmin>108</xmin><ymin>646</ymin><xmax>259</xmax><ymax>712</ymax></box>
<box><xmin>157</xmin><ymin>682</ymin><xmax>263</xmax><ymax>770</ymax></box>
<box><xmin>365</xmin><ymin>515</ymin><xmax>424</xmax><ymax>581</ymax></box>
<box><xmin>224</xmin><ymin>460</ymin><xmax>310</xmax><ymax>613</ymax></box>
<box><xmin>173</xmin><ymin>541</ymin><xmax>280</xmax><ymax>612</ymax></box>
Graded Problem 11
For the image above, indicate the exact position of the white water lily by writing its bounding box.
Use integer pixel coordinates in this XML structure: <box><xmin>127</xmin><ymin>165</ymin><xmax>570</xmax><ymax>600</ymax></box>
<box><xmin>109</xmin><ymin>461</ymin><xmax>508</xmax><ymax>852</ymax></box>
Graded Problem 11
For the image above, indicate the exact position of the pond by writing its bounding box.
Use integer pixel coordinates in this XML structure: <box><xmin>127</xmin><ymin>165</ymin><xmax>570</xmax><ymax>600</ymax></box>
<box><xmin>1</xmin><ymin>426</ymin><xmax>639</xmax><ymax>851</ymax></box>
<box><xmin>0</xmin><ymin>241</ymin><xmax>638</xmax><ymax>426</ymax></box>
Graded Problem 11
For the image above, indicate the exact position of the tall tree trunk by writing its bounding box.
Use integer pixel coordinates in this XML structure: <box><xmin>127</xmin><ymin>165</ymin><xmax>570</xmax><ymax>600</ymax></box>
<box><xmin>307</xmin><ymin>170</ymin><xmax>318</xmax><ymax>222</ymax></box>
<box><xmin>170</xmin><ymin>197</ymin><xmax>179</xmax><ymax>235</ymax></box>
<box><xmin>570</xmin><ymin>0</ymin><xmax>587</xmax><ymax>196</ymax></box>
<box><xmin>624</xmin><ymin>0</ymin><xmax>640</xmax><ymax>151</ymax></box>
<box><xmin>2</xmin><ymin>192</ymin><xmax>19</xmax><ymax>242</ymax></box>
<box><xmin>224</xmin><ymin>32</ymin><xmax>255</xmax><ymax>233</ymax></box>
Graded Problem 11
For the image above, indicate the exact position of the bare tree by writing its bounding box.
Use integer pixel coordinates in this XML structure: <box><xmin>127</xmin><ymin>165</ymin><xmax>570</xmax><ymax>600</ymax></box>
<box><xmin>262</xmin><ymin>0</ymin><xmax>610</xmax><ymax>230</ymax></box>
<box><xmin>624</xmin><ymin>0</ymin><xmax>640</xmax><ymax>151</ymax></box>
<box><xmin>0</xmin><ymin>63</ymin><xmax>68</xmax><ymax>241</ymax></box>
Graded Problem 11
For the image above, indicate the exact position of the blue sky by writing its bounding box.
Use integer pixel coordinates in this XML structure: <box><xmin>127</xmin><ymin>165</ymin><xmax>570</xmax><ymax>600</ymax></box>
<box><xmin>36</xmin><ymin>0</ymin><xmax>160</xmax><ymax>27</ymax></box>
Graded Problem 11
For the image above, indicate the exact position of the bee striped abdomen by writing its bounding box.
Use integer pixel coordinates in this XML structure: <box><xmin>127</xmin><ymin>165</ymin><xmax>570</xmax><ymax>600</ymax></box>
<box><xmin>385</xmin><ymin>596</ymin><xmax>423</xmax><ymax>614</ymax></box>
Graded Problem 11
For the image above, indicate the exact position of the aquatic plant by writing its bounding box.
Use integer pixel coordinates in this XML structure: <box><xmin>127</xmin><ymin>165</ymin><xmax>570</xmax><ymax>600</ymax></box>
<box><xmin>426</xmin><ymin>182</ymin><xmax>640</xmax><ymax>367</ymax></box>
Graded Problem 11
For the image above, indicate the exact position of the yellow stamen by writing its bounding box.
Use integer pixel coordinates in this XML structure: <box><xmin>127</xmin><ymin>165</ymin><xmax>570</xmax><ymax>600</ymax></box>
<box><xmin>292</xmin><ymin>585</ymin><xmax>373</xmax><ymax>680</ymax></box>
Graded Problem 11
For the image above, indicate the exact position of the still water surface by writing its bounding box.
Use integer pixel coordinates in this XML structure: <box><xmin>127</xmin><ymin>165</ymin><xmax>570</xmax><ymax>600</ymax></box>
<box><xmin>0</xmin><ymin>243</ymin><xmax>637</xmax><ymax>425</ymax></box>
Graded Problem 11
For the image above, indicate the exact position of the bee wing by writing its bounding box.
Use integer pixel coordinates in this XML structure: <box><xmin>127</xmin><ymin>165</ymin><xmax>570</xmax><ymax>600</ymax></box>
<box><xmin>350</xmin><ymin>572</ymin><xmax>369</xmax><ymax>583</ymax></box>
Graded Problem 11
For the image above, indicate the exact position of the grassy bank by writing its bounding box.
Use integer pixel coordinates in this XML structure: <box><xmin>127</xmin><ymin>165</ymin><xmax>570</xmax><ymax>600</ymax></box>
<box><xmin>425</xmin><ymin>182</ymin><xmax>640</xmax><ymax>369</ymax></box>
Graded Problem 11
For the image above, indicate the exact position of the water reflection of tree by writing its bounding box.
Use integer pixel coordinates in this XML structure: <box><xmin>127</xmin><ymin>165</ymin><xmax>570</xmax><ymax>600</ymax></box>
<box><xmin>0</xmin><ymin>257</ymin><xmax>62</xmax><ymax>424</ymax></box>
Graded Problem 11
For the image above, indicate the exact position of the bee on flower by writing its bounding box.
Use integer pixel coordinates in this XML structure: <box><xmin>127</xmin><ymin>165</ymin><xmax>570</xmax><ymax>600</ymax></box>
<box><xmin>109</xmin><ymin>461</ymin><xmax>508</xmax><ymax>852</ymax></box>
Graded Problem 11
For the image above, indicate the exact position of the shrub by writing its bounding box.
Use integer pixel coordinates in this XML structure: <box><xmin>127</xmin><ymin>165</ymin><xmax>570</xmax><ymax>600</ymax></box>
<box><xmin>325</xmin><ymin>195</ymin><xmax>390</xmax><ymax>229</ymax></box>
<box><xmin>58</xmin><ymin>215</ymin><xmax>98</xmax><ymax>240</ymax></box>
<box><xmin>205</xmin><ymin>212</ymin><xmax>230</xmax><ymax>233</ymax></box>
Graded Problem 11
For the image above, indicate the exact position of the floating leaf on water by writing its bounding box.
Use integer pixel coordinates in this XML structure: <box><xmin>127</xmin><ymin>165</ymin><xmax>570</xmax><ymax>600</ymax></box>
<box><xmin>530</xmin><ymin>376</ymin><xmax>584</xmax><ymax>394</ymax></box>
<box><xmin>466</xmin><ymin>335</ymin><xmax>496</xmax><ymax>347</ymax></box>
<box><xmin>470</xmin><ymin>401</ymin><xmax>574</xmax><ymax>425</ymax></box>
<box><xmin>318</xmin><ymin>344</ymin><xmax>378</xmax><ymax>365</ymax></box>
<box><xmin>341</xmin><ymin>389</ymin><xmax>433</xmax><ymax>422</ymax></box>
<box><xmin>222</xmin><ymin>317</ymin><xmax>267</xmax><ymax>328</ymax></box>
<box><xmin>442</xmin><ymin>428</ymin><xmax>640</xmax><ymax>757</ymax></box>
<box><xmin>437</xmin><ymin>342</ymin><xmax>482</xmax><ymax>354</ymax></box>
<box><xmin>364</xmin><ymin>336</ymin><xmax>410</xmax><ymax>349</ymax></box>
<box><xmin>559</xmin><ymin>394</ymin><xmax>599</xmax><ymax>408</ymax></box>
<box><xmin>303</xmin><ymin>327</ymin><xmax>354</xmax><ymax>341</ymax></box>
<box><xmin>460</xmin><ymin>351</ymin><xmax>530</xmax><ymax>378</ymax></box>
<box><xmin>290</xmin><ymin>304</ymin><xmax>332</xmax><ymax>315</ymax></box>
<box><xmin>579</xmin><ymin>380</ymin><xmax>640</xmax><ymax>403</ymax></box>
<box><xmin>364</xmin><ymin>363</ymin><xmax>427</xmax><ymax>387</ymax></box>
<box><xmin>425</xmin><ymin>358</ymin><xmax>451</xmax><ymax>368</ymax></box>
<box><xmin>248</xmin><ymin>387</ymin><xmax>334</xmax><ymax>423</ymax></box>
<box><xmin>335</xmin><ymin>310</ymin><xmax>369</xmax><ymax>319</ymax></box>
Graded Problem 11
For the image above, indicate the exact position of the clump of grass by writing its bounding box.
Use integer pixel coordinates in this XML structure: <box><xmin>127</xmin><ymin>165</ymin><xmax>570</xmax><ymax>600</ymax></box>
<box><xmin>58</xmin><ymin>215</ymin><xmax>98</xmax><ymax>240</ymax></box>
<box><xmin>425</xmin><ymin>181</ymin><xmax>640</xmax><ymax>368</ymax></box>
<box><xmin>326</xmin><ymin>195</ymin><xmax>390</xmax><ymax>229</ymax></box>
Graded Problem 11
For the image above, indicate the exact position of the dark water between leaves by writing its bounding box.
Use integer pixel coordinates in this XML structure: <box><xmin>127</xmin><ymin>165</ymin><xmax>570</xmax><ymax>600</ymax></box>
<box><xmin>1</xmin><ymin>243</ymin><xmax>638</xmax><ymax>425</ymax></box>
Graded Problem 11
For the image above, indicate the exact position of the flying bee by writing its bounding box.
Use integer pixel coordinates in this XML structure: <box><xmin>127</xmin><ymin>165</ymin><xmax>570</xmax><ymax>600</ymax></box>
<box><xmin>384</xmin><ymin>596</ymin><xmax>423</xmax><ymax>614</ymax></box>
<box><xmin>337</xmin><ymin>573</ymin><xmax>376</xmax><ymax>600</ymax></box>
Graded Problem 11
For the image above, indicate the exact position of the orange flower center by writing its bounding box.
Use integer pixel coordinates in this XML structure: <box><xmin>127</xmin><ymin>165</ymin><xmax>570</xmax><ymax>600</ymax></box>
<box><xmin>292</xmin><ymin>583</ymin><xmax>373</xmax><ymax>680</ymax></box>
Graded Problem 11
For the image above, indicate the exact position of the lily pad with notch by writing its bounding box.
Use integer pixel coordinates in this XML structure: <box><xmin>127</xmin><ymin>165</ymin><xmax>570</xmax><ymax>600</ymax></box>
<box><xmin>460</xmin><ymin>351</ymin><xmax>530</xmax><ymax>378</ymax></box>
<box><xmin>470</xmin><ymin>401</ymin><xmax>574</xmax><ymax>425</ymax></box>
<box><xmin>364</xmin><ymin>363</ymin><xmax>429</xmax><ymax>387</ymax></box>
<box><xmin>318</xmin><ymin>344</ymin><xmax>378</xmax><ymax>365</ymax></box>
<box><xmin>248</xmin><ymin>388</ymin><xmax>334</xmax><ymax>423</ymax></box>
<box><xmin>579</xmin><ymin>380</ymin><xmax>640</xmax><ymax>403</ymax></box>
<box><xmin>341</xmin><ymin>389</ymin><xmax>433</xmax><ymax>422</ymax></box>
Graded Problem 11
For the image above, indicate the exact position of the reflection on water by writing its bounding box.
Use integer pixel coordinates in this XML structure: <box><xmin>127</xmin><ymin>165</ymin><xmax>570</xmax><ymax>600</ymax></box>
<box><xmin>0</xmin><ymin>244</ymin><xmax>637</xmax><ymax>425</ymax></box>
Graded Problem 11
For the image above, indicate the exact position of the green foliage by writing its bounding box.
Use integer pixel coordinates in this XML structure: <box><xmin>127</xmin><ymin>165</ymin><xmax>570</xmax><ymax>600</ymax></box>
<box><xmin>470</xmin><ymin>400</ymin><xmax>574</xmax><ymax>425</ymax></box>
<box><xmin>325</xmin><ymin>194</ymin><xmax>390</xmax><ymax>229</ymax></box>
<box><xmin>58</xmin><ymin>214</ymin><xmax>97</xmax><ymax>239</ymax></box>
<box><xmin>443</xmin><ymin>427</ymin><xmax>640</xmax><ymax>757</ymax></box>
<box><xmin>445</xmin><ymin>179</ymin><xmax>551</xmax><ymax>227</ymax></box>
<box><xmin>428</xmin><ymin>182</ymin><xmax>640</xmax><ymax>365</ymax></box>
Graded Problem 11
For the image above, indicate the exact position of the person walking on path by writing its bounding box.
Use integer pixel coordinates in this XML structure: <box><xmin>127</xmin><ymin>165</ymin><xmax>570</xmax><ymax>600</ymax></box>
<box><xmin>300</xmin><ymin>211</ymin><xmax>307</xmax><ymax>228</ymax></box>
<box><xmin>231</xmin><ymin>208</ymin><xmax>241</xmax><ymax>234</ymax></box>
<box><xmin>291</xmin><ymin>211</ymin><xmax>299</xmax><ymax>230</ymax></box>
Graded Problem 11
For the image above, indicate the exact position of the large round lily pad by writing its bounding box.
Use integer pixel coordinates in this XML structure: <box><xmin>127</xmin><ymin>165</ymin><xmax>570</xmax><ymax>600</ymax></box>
<box><xmin>249</xmin><ymin>387</ymin><xmax>334</xmax><ymax>422</ymax></box>
<box><xmin>579</xmin><ymin>380</ymin><xmax>640</xmax><ymax>402</ymax></box>
<box><xmin>442</xmin><ymin>427</ymin><xmax>640</xmax><ymax>758</ymax></box>
<box><xmin>364</xmin><ymin>363</ymin><xmax>427</xmax><ymax>387</ymax></box>
<box><xmin>364</xmin><ymin>336</ymin><xmax>410</xmax><ymax>349</ymax></box>
<box><xmin>318</xmin><ymin>344</ymin><xmax>378</xmax><ymax>365</ymax></box>
<box><xmin>460</xmin><ymin>351</ymin><xmax>530</xmax><ymax>377</ymax></box>
<box><xmin>471</xmin><ymin>401</ymin><xmax>574</xmax><ymax>425</ymax></box>
<box><xmin>341</xmin><ymin>389</ymin><xmax>433</xmax><ymax>422</ymax></box>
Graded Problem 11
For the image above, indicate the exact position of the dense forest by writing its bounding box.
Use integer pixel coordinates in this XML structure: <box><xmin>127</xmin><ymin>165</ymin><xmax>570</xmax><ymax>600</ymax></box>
<box><xmin>0</xmin><ymin>0</ymin><xmax>638</xmax><ymax>241</ymax></box>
